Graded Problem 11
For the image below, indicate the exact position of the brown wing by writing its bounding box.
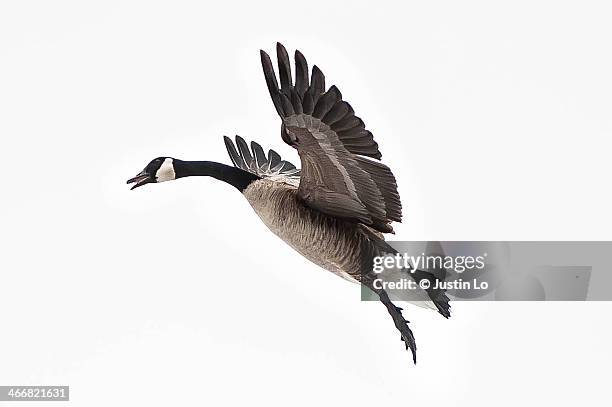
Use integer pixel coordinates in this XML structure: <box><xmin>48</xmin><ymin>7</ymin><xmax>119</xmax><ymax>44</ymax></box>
<box><xmin>224</xmin><ymin>135</ymin><xmax>300</xmax><ymax>186</ymax></box>
<box><xmin>260</xmin><ymin>43</ymin><xmax>402</xmax><ymax>233</ymax></box>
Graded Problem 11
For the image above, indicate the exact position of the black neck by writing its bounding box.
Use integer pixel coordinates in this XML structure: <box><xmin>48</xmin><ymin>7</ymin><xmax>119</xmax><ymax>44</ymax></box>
<box><xmin>173</xmin><ymin>160</ymin><xmax>259</xmax><ymax>192</ymax></box>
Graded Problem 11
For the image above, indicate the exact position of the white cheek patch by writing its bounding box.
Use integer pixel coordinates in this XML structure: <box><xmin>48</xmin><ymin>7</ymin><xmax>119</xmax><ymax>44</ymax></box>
<box><xmin>155</xmin><ymin>158</ymin><xmax>176</xmax><ymax>182</ymax></box>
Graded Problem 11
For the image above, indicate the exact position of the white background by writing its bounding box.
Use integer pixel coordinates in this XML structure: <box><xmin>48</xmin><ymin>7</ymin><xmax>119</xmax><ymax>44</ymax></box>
<box><xmin>1</xmin><ymin>1</ymin><xmax>611</xmax><ymax>406</ymax></box>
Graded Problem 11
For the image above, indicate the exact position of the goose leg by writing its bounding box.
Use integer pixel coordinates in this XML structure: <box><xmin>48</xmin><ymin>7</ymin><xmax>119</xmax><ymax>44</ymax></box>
<box><xmin>377</xmin><ymin>288</ymin><xmax>417</xmax><ymax>364</ymax></box>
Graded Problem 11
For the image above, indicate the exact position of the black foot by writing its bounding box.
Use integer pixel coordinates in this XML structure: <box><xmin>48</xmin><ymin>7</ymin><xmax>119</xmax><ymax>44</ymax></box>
<box><xmin>378</xmin><ymin>290</ymin><xmax>417</xmax><ymax>363</ymax></box>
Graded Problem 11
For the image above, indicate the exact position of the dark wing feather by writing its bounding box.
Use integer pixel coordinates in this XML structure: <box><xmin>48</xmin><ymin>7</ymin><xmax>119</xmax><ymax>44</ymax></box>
<box><xmin>224</xmin><ymin>136</ymin><xmax>247</xmax><ymax>170</ymax></box>
<box><xmin>276</xmin><ymin>42</ymin><xmax>292</xmax><ymax>93</ymax></box>
<box><xmin>310</xmin><ymin>65</ymin><xmax>325</xmax><ymax>103</ymax></box>
<box><xmin>250</xmin><ymin>141</ymin><xmax>267</xmax><ymax>169</ymax></box>
<box><xmin>235</xmin><ymin>136</ymin><xmax>255</xmax><ymax>171</ymax></box>
<box><xmin>259</xmin><ymin>43</ymin><xmax>402</xmax><ymax>233</ymax></box>
<box><xmin>268</xmin><ymin>149</ymin><xmax>281</xmax><ymax>168</ymax></box>
<box><xmin>260</xmin><ymin>51</ymin><xmax>284</xmax><ymax>117</ymax></box>
<box><xmin>294</xmin><ymin>50</ymin><xmax>309</xmax><ymax>98</ymax></box>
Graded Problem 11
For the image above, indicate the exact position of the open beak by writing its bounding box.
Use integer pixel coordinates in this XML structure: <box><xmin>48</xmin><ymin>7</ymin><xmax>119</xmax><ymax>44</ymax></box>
<box><xmin>127</xmin><ymin>170</ymin><xmax>154</xmax><ymax>190</ymax></box>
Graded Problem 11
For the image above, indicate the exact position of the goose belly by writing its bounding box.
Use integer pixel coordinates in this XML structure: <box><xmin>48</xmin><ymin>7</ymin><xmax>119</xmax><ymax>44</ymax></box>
<box><xmin>243</xmin><ymin>180</ymin><xmax>363</xmax><ymax>281</ymax></box>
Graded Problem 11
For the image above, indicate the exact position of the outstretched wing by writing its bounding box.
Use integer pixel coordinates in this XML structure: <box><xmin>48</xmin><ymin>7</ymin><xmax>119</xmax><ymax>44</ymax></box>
<box><xmin>260</xmin><ymin>43</ymin><xmax>402</xmax><ymax>233</ymax></box>
<box><xmin>224</xmin><ymin>135</ymin><xmax>300</xmax><ymax>186</ymax></box>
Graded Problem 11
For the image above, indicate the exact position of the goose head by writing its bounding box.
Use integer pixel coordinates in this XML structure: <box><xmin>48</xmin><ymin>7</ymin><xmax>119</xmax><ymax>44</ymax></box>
<box><xmin>127</xmin><ymin>157</ymin><xmax>176</xmax><ymax>190</ymax></box>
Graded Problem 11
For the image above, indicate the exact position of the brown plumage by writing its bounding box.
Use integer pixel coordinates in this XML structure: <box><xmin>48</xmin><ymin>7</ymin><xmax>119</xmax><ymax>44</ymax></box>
<box><xmin>241</xmin><ymin>177</ymin><xmax>450</xmax><ymax>363</ymax></box>
<box><xmin>261</xmin><ymin>43</ymin><xmax>402</xmax><ymax>233</ymax></box>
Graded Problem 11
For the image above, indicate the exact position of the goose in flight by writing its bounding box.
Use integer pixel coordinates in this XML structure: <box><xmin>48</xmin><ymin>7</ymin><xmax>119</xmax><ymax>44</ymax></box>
<box><xmin>127</xmin><ymin>43</ymin><xmax>450</xmax><ymax>363</ymax></box>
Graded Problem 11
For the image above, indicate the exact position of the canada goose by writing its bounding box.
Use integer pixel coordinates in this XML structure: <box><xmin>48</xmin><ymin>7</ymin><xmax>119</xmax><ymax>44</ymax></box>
<box><xmin>127</xmin><ymin>43</ymin><xmax>450</xmax><ymax>363</ymax></box>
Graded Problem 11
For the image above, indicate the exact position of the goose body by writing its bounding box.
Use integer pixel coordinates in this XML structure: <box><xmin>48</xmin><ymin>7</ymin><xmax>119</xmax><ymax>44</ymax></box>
<box><xmin>243</xmin><ymin>177</ymin><xmax>441</xmax><ymax>307</ymax></box>
<box><xmin>244</xmin><ymin>178</ymin><xmax>366</xmax><ymax>282</ymax></box>
<box><xmin>128</xmin><ymin>43</ymin><xmax>450</xmax><ymax>363</ymax></box>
